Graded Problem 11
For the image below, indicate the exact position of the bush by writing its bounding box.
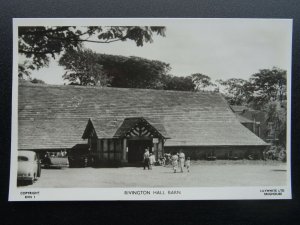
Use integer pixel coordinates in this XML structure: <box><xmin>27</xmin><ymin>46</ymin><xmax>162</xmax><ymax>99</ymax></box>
<box><xmin>265</xmin><ymin>145</ymin><xmax>286</xmax><ymax>161</ymax></box>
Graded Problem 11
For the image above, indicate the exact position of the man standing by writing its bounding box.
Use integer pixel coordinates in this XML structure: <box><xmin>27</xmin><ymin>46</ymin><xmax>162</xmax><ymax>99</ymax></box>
<box><xmin>143</xmin><ymin>148</ymin><xmax>150</xmax><ymax>170</ymax></box>
<box><xmin>178</xmin><ymin>150</ymin><xmax>185</xmax><ymax>173</ymax></box>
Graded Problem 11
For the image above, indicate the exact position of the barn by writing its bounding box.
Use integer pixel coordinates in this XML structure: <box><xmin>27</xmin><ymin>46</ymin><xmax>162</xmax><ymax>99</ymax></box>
<box><xmin>18</xmin><ymin>82</ymin><xmax>268</xmax><ymax>165</ymax></box>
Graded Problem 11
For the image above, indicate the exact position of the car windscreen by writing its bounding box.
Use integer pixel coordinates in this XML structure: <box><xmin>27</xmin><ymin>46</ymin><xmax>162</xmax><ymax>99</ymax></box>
<box><xmin>18</xmin><ymin>156</ymin><xmax>29</xmax><ymax>161</ymax></box>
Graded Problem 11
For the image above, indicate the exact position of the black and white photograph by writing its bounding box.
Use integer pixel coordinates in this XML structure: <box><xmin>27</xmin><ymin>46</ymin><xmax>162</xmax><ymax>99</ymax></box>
<box><xmin>9</xmin><ymin>18</ymin><xmax>292</xmax><ymax>201</ymax></box>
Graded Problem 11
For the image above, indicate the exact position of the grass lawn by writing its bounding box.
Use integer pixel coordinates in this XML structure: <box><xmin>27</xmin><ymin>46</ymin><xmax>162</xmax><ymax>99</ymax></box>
<box><xmin>20</xmin><ymin>160</ymin><xmax>288</xmax><ymax>188</ymax></box>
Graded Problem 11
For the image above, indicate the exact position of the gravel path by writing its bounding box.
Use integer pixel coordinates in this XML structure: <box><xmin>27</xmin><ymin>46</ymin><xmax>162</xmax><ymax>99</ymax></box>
<box><xmin>19</xmin><ymin>160</ymin><xmax>288</xmax><ymax>188</ymax></box>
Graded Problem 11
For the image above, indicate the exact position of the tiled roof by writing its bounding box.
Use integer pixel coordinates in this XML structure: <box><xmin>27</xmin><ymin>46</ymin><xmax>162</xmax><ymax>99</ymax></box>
<box><xmin>18</xmin><ymin>83</ymin><xmax>268</xmax><ymax>149</ymax></box>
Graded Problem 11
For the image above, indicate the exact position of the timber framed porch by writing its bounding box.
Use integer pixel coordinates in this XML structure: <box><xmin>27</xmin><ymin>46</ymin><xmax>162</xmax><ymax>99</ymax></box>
<box><xmin>82</xmin><ymin>117</ymin><xmax>168</xmax><ymax>165</ymax></box>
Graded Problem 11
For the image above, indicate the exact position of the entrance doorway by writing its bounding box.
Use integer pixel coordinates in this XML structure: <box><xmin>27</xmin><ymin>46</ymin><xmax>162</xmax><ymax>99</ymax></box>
<box><xmin>127</xmin><ymin>140</ymin><xmax>152</xmax><ymax>163</ymax></box>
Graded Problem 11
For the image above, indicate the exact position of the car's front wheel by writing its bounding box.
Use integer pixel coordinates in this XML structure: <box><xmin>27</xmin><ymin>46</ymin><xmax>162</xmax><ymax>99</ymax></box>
<box><xmin>29</xmin><ymin>176</ymin><xmax>35</xmax><ymax>185</ymax></box>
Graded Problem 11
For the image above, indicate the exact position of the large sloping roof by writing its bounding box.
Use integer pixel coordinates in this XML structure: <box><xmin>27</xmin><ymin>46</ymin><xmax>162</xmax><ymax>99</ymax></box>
<box><xmin>18</xmin><ymin>83</ymin><xmax>267</xmax><ymax>149</ymax></box>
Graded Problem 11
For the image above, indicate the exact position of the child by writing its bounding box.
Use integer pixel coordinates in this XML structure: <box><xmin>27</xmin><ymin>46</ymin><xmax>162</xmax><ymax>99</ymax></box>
<box><xmin>159</xmin><ymin>155</ymin><xmax>166</xmax><ymax>166</ymax></box>
<box><xmin>185</xmin><ymin>157</ymin><xmax>191</xmax><ymax>172</ymax></box>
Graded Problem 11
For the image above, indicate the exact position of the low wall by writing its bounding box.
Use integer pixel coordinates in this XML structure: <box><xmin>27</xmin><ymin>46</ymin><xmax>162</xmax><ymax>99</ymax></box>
<box><xmin>164</xmin><ymin>146</ymin><xmax>267</xmax><ymax>160</ymax></box>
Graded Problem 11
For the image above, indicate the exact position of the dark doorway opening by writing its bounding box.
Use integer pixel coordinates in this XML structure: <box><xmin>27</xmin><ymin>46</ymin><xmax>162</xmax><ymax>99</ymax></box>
<box><xmin>127</xmin><ymin>140</ymin><xmax>152</xmax><ymax>163</ymax></box>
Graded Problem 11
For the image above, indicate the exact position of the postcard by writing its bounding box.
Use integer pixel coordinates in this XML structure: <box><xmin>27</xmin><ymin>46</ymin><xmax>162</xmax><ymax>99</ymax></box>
<box><xmin>9</xmin><ymin>18</ymin><xmax>292</xmax><ymax>200</ymax></box>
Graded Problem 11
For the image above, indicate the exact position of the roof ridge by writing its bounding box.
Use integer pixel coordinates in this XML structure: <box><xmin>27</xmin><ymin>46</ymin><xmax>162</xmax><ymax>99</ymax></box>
<box><xmin>19</xmin><ymin>82</ymin><xmax>219</xmax><ymax>95</ymax></box>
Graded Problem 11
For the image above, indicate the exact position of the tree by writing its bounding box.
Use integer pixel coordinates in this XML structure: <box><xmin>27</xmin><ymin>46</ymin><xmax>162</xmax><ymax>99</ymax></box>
<box><xmin>18</xmin><ymin>26</ymin><xmax>166</xmax><ymax>78</ymax></box>
<box><xmin>263</xmin><ymin>101</ymin><xmax>287</xmax><ymax>147</ymax></box>
<box><xmin>18</xmin><ymin>61</ymin><xmax>35</xmax><ymax>78</ymax></box>
<box><xmin>59</xmin><ymin>49</ymin><xmax>111</xmax><ymax>86</ymax></box>
<box><xmin>216</xmin><ymin>78</ymin><xmax>252</xmax><ymax>105</ymax></box>
<box><xmin>107</xmin><ymin>55</ymin><xmax>170</xmax><ymax>89</ymax></box>
<box><xmin>217</xmin><ymin>67</ymin><xmax>287</xmax><ymax>109</ymax></box>
<box><xmin>191</xmin><ymin>73</ymin><xmax>215</xmax><ymax>91</ymax></box>
<box><xmin>59</xmin><ymin>48</ymin><xmax>171</xmax><ymax>88</ymax></box>
<box><xmin>248</xmin><ymin>67</ymin><xmax>287</xmax><ymax>109</ymax></box>
<box><xmin>59</xmin><ymin>48</ymin><xmax>197</xmax><ymax>91</ymax></box>
<box><xmin>160</xmin><ymin>75</ymin><xmax>195</xmax><ymax>91</ymax></box>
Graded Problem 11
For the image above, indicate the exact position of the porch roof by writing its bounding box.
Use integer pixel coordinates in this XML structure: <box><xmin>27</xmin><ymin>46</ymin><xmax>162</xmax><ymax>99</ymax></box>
<box><xmin>113</xmin><ymin>117</ymin><xmax>168</xmax><ymax>138</ymax></box>
<box><xmin>82</xmin><ymin>117</ymin><xmax>169</xmax><ymax>139</ymax></box>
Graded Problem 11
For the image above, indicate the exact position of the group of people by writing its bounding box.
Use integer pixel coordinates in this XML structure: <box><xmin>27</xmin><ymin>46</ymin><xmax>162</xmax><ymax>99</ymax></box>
<box><xmin>143</xmin><ymin>149</ymin><xmax>190</xmax><ymax>173</ymax></box>
<box><xmin>169</xmin><ymin>151</ymin><xmax>190</xmax><ymax>173</ymax></box>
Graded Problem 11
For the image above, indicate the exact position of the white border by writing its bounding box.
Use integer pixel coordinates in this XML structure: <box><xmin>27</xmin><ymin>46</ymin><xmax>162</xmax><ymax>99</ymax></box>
<box><xmin>9</xmin><ymin>18</ymin><xmax>293</xmax><ymax>201</ymax></box>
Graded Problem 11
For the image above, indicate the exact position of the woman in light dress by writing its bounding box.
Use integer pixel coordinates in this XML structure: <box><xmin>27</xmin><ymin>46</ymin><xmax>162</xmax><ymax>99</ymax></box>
<box><xmin>171</xmin><ymin>152</ymin><xmax>179</xmax><ymax>173</ymax></box>
<box><xmin>149</xmin><ymin>153</ymin><xmax>156</xmax><ymax>169</ymax></box>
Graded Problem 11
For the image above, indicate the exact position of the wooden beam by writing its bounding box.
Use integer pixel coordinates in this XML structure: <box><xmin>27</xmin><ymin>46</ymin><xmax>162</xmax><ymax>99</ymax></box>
<box><xmin>122</xmin><ymin>138</ymin><xmax>127</xmax><ymax>162</ymax></box>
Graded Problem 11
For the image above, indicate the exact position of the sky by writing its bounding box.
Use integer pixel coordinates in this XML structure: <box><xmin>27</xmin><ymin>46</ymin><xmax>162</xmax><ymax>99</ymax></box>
<box><xmin>21</xmin><ymin>19</ymin><xmax>292</xmax><ymax>85</ymax></box>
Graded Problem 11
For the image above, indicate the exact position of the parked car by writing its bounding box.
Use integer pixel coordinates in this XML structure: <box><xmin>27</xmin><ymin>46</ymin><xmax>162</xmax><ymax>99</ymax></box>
<box><xmin>41</xmin><ymin>151</ymin><xmax>69</xmax><ymax>168</ymax></box>
<box><xmin>17</xmin><ymin>151</ymin><xmax>41</xmax><ymax>184</ymax></box>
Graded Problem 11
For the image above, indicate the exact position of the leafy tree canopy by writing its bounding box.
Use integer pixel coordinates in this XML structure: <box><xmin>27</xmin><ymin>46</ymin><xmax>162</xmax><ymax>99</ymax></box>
<box><xmin>217</xmin><ymin>67</ymin><xmax>287</xmax><ymax>109</ymax></box>
<box><xmin>18</xmin><ymin>26</ymin><xmax>166</xmax><ymax>78</ymax></box>
<box><xmin>249</xmin><ymin>67</ymin><xmax>286</xmax><ymax>109</ymax></box>
<box><xmin>160</xmin><ymin>75</ymin><xmax>196</xmax><ymax>91</ymax></box>
<box><xmin>216</xmin><ymin>78</ymin><xmax>252</xmax><ymax>106</ymax></box>
<box><xmin>191</xmin><ymin>73</ymin><xmax>215</xmax><ymax>91</ymax></box>
<box><xmin>59</xmin><ymin>48</ymin><xmax>171</xmax><ymax>89</ymax></box>
<box><xmin>59</xmin><ymin>48</ymin><xmax>197</xmax><ymax>91</ymax></box>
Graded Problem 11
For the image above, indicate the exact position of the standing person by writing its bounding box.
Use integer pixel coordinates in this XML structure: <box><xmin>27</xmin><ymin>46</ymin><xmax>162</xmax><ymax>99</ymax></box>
<box><xmin>171</xmin><ymin>152</ymin><xmax>179</xmax><ymax>173</ymax></box>
<box><xmin>178</xmin><ymin>150</ymin><xmax>185</xmax><ymax>173</ymax></box>
<box><xmin>43</xmin><ymin>152</ymin><xmax>51</xmax><ymax>168</ymax></box>
<box><xmin>185</xmin><ymin>157</ymin><xmax>191</xmax><ymax>173</ymax></box>
<box><xmin>143</xmin><ymin>148</ymin><xmax>150</xmax><ymax>170</ymax></box>
<box><xmin>149</xmin><ymin>153</ymin><xmax>155</xmax><ymax>170</ymax></box>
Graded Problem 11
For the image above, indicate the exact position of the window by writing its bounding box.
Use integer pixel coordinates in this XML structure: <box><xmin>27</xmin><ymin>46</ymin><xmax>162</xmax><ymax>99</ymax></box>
<box><xmin>18</xmin><ymin>156</ymin><xmax>28</xmax><ymax>161</ymax></box>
